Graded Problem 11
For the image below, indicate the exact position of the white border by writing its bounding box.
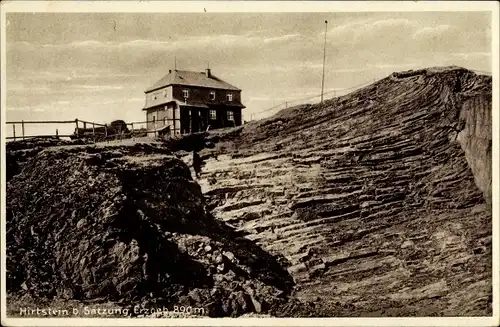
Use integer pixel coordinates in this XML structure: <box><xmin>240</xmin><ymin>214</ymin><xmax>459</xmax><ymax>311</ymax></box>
<box><xmin>2</xmin><ymin>317</ymin><xmax>500</xmax><ymax>327</ymax></box>
<box><xmin>491</xmin><ymin>1</ymin><xmax>499</xmax><ymax>324</ymax></box>
<box><xmin>0</xmin><ymin>0</ymin><xmax>498</xmax><ymax>12</ymax></box>
<box><xmin>1</xmin><ymin>1</ymin><xmax>7</xmax><ymax>325</ymax></box>
<box><xmin>1</xmin><ymin>1</ymin><xmax>499</xmax><ymax>326</ymax></box>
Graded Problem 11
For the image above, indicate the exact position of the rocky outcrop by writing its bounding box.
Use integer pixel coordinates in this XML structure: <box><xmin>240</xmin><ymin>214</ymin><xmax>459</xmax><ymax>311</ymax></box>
<box><xmin>6</xmin><ymin>137</ymin><xmax>88</xmax><ymax>182</ymax></box>
<box><xmin>192</xmin><ymin>67</ymin><xmax>492</xmax><ymax>316</ymax></box>
<box><xmin>6</xmin><ymin>66</ymin><xmax>492</xmax><ymax>318</ymax></box>
<box><xmin>6</xmin><ymin>141</ymin><xmax>294</xmax><ymax>317</ymax></box>
<box><xmin>457</xmin><ymin>93</ymin><xmax>492</xmax><ymax>205</ymax></box>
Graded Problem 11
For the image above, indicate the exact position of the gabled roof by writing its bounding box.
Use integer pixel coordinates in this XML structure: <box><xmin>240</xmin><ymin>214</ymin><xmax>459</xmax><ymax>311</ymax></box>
<box><xmin>145</xmin><ymin>70</ymin><xmax>241</xmax><ymax>93</ymax></box>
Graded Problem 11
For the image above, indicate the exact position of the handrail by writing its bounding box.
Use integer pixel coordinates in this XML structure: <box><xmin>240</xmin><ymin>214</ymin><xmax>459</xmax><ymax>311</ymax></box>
<box><xmin>78</xmin><ymin>119</ymin><xmax>107</xmax><ymax>127</ymax></box>
<box><xmin>6</xmin><ymin>134</ymin><xmax>74</xmax><ymax>140</ymax></box>
<box><xmin>6</xmin><ymin>120</ymin><xmax>75</xmax><ymax>124</ymax></box>
<box><xmin>250</xmin><ymin>77</ymin><xmax>377</xmax><ymax>119</ymax></box>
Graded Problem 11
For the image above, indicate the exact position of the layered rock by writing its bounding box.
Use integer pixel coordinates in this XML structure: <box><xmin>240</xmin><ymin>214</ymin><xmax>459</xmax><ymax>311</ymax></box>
<box><xmin>193</xmin><ymin>67</ymin><xmax>492</xmax><ymax>316</ymax></box>
<box><xmin>6</xmin><ymin>66</ymin><xmax>492</xmax><ymax>318</ymax></box>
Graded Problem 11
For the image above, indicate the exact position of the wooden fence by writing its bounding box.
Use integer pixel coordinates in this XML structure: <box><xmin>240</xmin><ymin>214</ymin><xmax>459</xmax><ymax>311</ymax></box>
<box><xmin>6</xmin><ymin>119</ymin><xmax>172</xmax><ymax>141</ymax></box>
<box><xmin>5</xmin><ymin>118</ymin><xmax>169</xmax><ymax>142</ymax></box>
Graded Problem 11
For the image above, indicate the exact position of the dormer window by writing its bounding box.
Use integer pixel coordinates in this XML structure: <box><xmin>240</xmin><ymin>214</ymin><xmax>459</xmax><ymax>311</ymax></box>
<box><xmin>183</xmin><ymin>89</ymin><xmax>189</xmax><ymax>98</ymax></box>
<box><xmin>210</xmin><ymin>91</ymin><xmax>216</xmax><ymax>100</ymax></box>
<box><xmin>226</xmin><ymin>93</ymin><xmax>233</xmax><ymax>101</ymax></box>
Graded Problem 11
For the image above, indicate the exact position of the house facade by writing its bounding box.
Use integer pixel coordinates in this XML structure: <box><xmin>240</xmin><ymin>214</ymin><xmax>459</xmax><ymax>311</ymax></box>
<box><xmin>142</xmin><ymin>68</ymin><xmax>245</xmax><ymax>136</ymax></box>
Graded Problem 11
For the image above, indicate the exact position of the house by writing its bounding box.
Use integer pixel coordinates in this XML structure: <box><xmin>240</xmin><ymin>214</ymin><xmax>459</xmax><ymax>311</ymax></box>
<box><xmin>142</xmin><ymin>68</ymin><xmax>245</xmax><ymax>136</ymax></box>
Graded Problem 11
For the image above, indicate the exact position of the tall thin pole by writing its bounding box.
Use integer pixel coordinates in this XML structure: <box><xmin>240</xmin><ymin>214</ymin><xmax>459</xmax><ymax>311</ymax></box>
<box><xmin>321</xmin><ymin>20</ymin><xmax>328</xmax><ymax>104</ymax></box>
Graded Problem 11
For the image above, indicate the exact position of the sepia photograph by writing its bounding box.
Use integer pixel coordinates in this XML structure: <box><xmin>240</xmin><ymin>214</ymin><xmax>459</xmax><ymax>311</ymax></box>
<box><xmin>1</xmin><ymin>1</ymin><xmax>498</xmax><ymax>326</ymax></box>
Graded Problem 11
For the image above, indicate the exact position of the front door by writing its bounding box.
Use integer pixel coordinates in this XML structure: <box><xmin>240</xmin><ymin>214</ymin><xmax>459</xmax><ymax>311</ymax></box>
<box><xmin>190</xmin><ymin>109</ymin><xmax>207</xmax><ymax>133</ymax></box>
<box><xmin>198</xmin><ymin>110</ymin><xmax>206</xmax><ymax>131</ymax></box>
<box><xmin>191</xmin><ymin>110</ymin><xmax>199</xmax><ymax>133</ymax></box>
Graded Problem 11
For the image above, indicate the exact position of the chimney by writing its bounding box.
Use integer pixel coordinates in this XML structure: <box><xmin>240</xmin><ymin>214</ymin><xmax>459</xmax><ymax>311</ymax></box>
<box><xmin>205</xmin><ymin>68</ymin><xmax>211</xmax><ymax>78</ymax></box>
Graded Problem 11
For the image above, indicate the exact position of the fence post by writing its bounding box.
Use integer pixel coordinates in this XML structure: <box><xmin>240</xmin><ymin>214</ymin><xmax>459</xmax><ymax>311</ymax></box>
<box><xmin>75</xmin><ymin>119</ymin><xmax>79</xmax><ymax>139</ymax></box>
<box><xmin>83</xmin><ymin>122</ymin><xmax>87</xmax><ymax>129</ymax></box>
<box><xmin>104</xmin><ymin>124</ymin><xmax>108</xmax><ymax>141</ymax></box>
<box><xmin>12</xmin><ymin>124</ymin><xmax>16</xmax><ymax>141</ymax></box>
<box><xmin>92</xmin><ymin>123</ymin><xmax>95</xmax><ymax>143</ymax></box>
<box><xmin>131</xmin><ymin>123</ymin><xmax>134</xmax><ymax>139</ymax></box>
<box><xmin>56</xmin><ymin>129</ymin><xmax>59</xmax><ymax>139</ymax></box>
<box><xmin>21</xmin><ymin>120</ymin><xmax>25</xmax><ymax>140</ymax></box>
<box><xmin>285</xmin><ymin>102</ymin><xmax>288</xmax><ymax>109</ymax></box>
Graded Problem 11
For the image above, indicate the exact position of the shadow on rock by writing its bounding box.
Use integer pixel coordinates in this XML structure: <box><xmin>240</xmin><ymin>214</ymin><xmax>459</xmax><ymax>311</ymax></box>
<box><xmin>6</xmin><ymin>142</ymin><xmax>295</xmax><ymax>317</ymax></box>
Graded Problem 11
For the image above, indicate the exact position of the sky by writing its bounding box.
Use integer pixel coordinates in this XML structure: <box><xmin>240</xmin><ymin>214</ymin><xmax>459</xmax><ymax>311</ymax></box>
<box><xmin>5</xmin><ymin>11</ymin><xmax>492</xmax><ymax>136</ymax></box>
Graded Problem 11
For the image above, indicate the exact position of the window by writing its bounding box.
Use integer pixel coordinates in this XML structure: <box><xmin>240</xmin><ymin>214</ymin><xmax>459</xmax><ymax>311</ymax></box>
<box><xmin>210</xmin><ymin>91</ymin><xmax>216</xmax><ymax>100</ymax></box>
<box><xmin>209</xmin><ymin>110</ymin><xmax>217</xmax><ymax>120</ymax></box>
<box><xmin>183</xmin><ymin>89</ymin><xmax>189</xmax><ymax>98</ymax></box>
<box><xmin>227</xmin><ymin>110</ymin><xmax>234</xmax><ymax>121</ymax></box>
<box><xmin>226</xmin><ymin>93</ymin><xmax>233</xmax><ymax>101</ymax></box>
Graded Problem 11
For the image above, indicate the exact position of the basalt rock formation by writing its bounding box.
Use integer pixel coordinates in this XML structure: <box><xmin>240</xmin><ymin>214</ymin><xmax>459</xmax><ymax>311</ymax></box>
<box><xmin>6</xmin><ymin>141</ymin><xmax>294</xmax><ymax>317</ymax></box>
<box><xmin>191</xmin><ymin>66</ymin><xmax>492</xmax><ymax>316</ymax></box>
<box><xmin>6</xmin><ymin>66</ymin><xmax>492</xmax><ymax>318</ymax></box>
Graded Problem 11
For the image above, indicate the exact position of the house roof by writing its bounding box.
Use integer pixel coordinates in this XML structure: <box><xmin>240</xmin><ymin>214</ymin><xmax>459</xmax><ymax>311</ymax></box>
<box><xmin>145</xmin><ymin>70</ymin><xmax>241</xmax><ymax>93</ymax></box>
